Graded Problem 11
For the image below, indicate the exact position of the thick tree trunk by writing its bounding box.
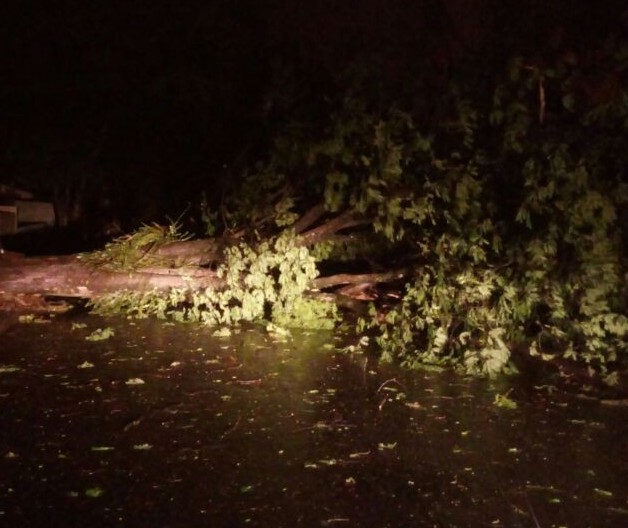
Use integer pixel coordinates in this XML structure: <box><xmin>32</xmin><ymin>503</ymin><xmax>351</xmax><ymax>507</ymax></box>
<box><xmin>0</xmin><ymin>206</ymin><xmax>408</xmax><ymax>311</ymax></box>
<box><xmin>0</xmin><ymin>252</ymin><xmax>222</xmax><ymax>300</ymax></box>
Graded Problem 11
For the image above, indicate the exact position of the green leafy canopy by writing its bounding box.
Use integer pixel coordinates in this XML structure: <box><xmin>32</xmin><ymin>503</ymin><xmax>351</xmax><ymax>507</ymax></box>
<box><xmin>92</xmin><ymin>36</ymin><xmax>628</xmax><ymax>377</ymax></box>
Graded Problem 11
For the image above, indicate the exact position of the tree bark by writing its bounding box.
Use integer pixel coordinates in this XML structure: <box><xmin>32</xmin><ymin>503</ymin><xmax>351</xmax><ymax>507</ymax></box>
<box><xmin>0</xmin><ymin>208</ymin><xmax>406</xmax><ymax>311</ymax></box>
<box><xmin>311</xmin><ymin>269</ymin><xmax>407</xmax><ymax>290</ymax></box>
<box><xmin>297</xmin><ymin>209</ymin><xmax>369</xmax><ymax>246</ymax></box>
<box><xmin>0</xmin><ymin>253</ymin><xmax>222</xmax><ymax>300</ymax></box>
<box><xmin>153</xmin><ymin>238</ymin><xmax>223</xmax><ymax>266</ymax></box>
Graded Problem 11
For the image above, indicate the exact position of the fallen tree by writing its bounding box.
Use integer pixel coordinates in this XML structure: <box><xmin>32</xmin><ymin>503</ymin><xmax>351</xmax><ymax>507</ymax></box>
<box><xmin>0</xmin><ymin>210</ymin><xmax>408</xmax><ymax>316</ymax></box>
<box><xmin>2</xmin><ymin>41</ymin><xmax>627</xmax><ymax>379</ymax></box>
<box><xmin>0</xmin><ymin>252</ymin><xmax>220</xmax><ymax>299</ymax></box>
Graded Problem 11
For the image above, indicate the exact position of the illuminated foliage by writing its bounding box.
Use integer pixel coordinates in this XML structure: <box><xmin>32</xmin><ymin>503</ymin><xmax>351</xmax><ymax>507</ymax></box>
<box><xmin>93</xmin><ymin>36</ymin><xmax>628</xmax><ymax>377</ymax></box>
<box><xmin>90</xmin><ymin>231</ymin><xmax>337</xmax><ymax>330</ymax></box>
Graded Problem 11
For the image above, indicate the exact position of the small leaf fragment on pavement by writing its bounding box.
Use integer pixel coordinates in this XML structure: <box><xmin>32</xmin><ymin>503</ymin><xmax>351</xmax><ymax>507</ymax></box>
<box><xmin>86</xmin><ymin>327</ymin><xmax>115</xmax><ymax>341</ymax></box>
<box><xmin>85</xmin><ymin>487</ymin><xmax>104</xmax><ymax>498</ymax></box>
<box><xmin>125</xmin><ymin>378</ymin><xmax>145</xmax><ymax>385</ymax></box>
<box><xmin>493</xmin><ymin>392</ymin><xmax>518</xmax><ymax>409</ymax></box>
<box><xmin>77</xmin><ymin>361</ymin><xmax>94</xmax><ymax>369</ymax></box>
<box><xmin>266</xmin><ymin>323</ymin><xmax>291</xmax><ymax>337</ymax></box>
<box><xmin>594</xmin><ymin>488</ymin><xmax>613</xmax><ymax>498</ymax></box>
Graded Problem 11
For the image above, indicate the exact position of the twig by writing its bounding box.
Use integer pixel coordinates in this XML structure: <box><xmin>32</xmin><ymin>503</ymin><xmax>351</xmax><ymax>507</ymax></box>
<box><xmin>220</xmin><ymin>415</ymin><xmax>242</xmax><ymax>440</ymax></box>
<box><xmin>376</xmin><ymin>377</ymin><xmax>408</xmax><ymax>394</ymax></box>
<box><xmin>525</xmin><ymin>493</ymin><xmax>542</xmax><ymax>528</ymax></box>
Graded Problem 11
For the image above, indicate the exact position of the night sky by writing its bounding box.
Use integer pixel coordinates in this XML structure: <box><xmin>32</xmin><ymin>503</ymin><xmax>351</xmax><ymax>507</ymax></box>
<box><xmin>4</xmin><ymin>2</ymin><xmax>273</xmax><ymax>198</ymax></box>
<box><xmin>3</xmin><ymin>1</ymin><xmax>627</xmax><ymax>227</ymax></box>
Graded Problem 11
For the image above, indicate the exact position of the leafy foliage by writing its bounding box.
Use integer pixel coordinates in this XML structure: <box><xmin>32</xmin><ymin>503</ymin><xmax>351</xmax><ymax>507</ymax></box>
<box><xmin>92</xmin><ymin>31</ymin><xmax>628</xmax><ymax>377</ymax></box>
<box><xmin>90</xmin><ymin>231</ymin><xmax>338</xmax><ymax>330</ymax></box>
<box><xmin>352</xmin><ymin>38</ymin><xmax>628</xmax><ymax>376</ymax></box>
<box><xmin>81</xmin><ymin>222</ymin><xmax>191</xmax><ymax>270</ymax></box>
<box><xmin>222</xmin><ymin>35</ymin><xmax>628</xmax><ymax>376</ymax></box>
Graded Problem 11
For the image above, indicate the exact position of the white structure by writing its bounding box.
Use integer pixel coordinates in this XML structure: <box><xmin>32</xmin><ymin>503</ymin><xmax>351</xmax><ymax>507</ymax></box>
<box><xmin>0</xmin><ymin>185</ymin><xmax>56</xmax><ymax>235</ymax></box>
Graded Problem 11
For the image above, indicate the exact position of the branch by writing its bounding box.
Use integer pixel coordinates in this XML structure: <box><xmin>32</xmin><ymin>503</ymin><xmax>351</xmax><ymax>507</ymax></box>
<box><xmin>298</xmin><ymin>209</ymin><xmax>370</xmax><ymax>246</ymax></box>
<box><xmin>0</xmin><ymin>255</ymin><xmax>222</xmax><ymax>299</ymax></box>
<box><xmin>153</xmin><ymin>238</ymin><xmax>223</xmax><ymax>266</ymax></box>
<box><xmin>292</xmin><ymin>202</ymin><xmax>326</xmax><ymax>234</ymax></box>
<box><xmin>311</xmin><ymin>269</ymin><xmax>408</xmax><ymax>290</ymax></box>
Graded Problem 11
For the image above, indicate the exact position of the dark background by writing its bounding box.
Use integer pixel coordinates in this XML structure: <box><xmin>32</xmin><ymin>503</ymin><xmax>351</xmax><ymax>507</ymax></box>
<box><xmin>3</xmin><ymin>1</ymin><xmax>627</xmax><ymax>236</ymax></box>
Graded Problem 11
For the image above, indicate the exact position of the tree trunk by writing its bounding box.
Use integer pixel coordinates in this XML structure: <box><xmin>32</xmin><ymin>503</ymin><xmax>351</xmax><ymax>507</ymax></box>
<box><xmin>0</xmin><ymin>252</ymin><xmax>221</xmax><ymax>301</ymax></box>
<box><xmin>0</xmin><ymin>206</ymin><xmax>408</xmax><ymax>312</ymax></box>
